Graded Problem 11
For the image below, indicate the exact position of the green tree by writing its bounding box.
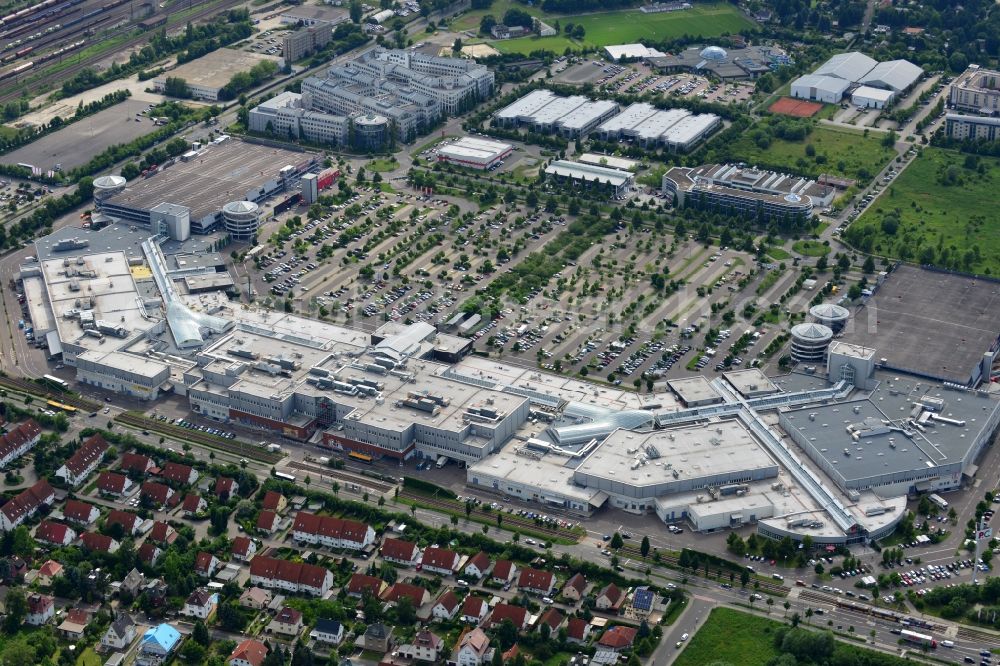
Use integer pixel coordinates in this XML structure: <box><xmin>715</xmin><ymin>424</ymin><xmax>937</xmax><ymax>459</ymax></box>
<box><xmin>640</xmin><ymin>535</ymin><xmax>650</xmax><ymax>557</ymax></box>
<box><xmin>610</xmin><ymin>532</ymin><xmax>624</xmax><ymax>549</ymax></box>
<box><xmin>192</xmin><ymin>620</ymin><xmax>210</xmax><ymax>646</ymax></box>
<box><xmin>4</xmin><ymin>587</ymin><xmax>26</xmax><ymax>632</ymax></box>
<box><xmin>349</xmin><ymin>0</ymin><xmax>363</xmax><ymax>23</ymax></box>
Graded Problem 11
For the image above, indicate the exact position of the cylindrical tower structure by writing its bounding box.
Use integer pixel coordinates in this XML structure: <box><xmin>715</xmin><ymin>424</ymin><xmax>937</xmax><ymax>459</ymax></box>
<box><xmin>353</xmin><ymin>114</ymin><xmax>389</xmax><ymax>151</ymax></box>
<box><xmin>790</xmin><ymin>323</ymin><xmax>834</xmax><ymax>363</ymax></box>
<box><xmin>222</xmin><ymin>200</ymin><xmax>260</xmax><ymax>241</ymax></box>
<box><xmin>93</xmin><ymin>175</ymin><xmax>126</xmax><ymax>207</ymax></box>
<box><xmin>809</xmin><ymin>303</ymin><xmax>850</xmax><ymax>333</ymax></box>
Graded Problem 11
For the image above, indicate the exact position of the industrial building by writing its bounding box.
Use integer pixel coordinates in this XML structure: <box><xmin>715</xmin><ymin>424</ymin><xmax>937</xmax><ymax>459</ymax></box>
<box><xmin>280</xmin><ymin>5</ymin><xmax>349</xmax><ymax>26</ymax></box>
<box><xmin>813</xmin><ymin>51</ymin><xmax>878</xmax><ymax>82</ymax></box>
<box><xmin>662</xmin><ymin>163</ymin><xmax>834</xmax><ymax>221</ymax></box>
<box><xmin>789</xmin><ymin>74</ymin><xmax>851</xmax><ymax>104</ymax></box>
<box><xmin>859</xmin><ymin>59</ymin><xmax>924</xmax><ymax>93</ymax></box>
<box><xmin>949</xmin><ymin>65</ymin><xmax>1000</xmax><ymax>115</ymax></box>
<box><xmin>544</xmin><ymin>160</ymin><xmax>634</xmax><ymax>197</ymax></box>
<box><xmin>493</xmin><ymin>91</ymin><xmax>619</xmax><ymax>137</ymax></box>
<box><xmin>98</xmin><ymin>139</ymin><xmax>317</xmax><ymax>236</ymax></box>
<box><xmin>851</xmin><ymin>85</ymin><xmax>894</xmax><ymax>109</ymax></box>
<box><xmin>577</xmin><ymin>153</ymin><xmax>639</xmax><ymax>171</ymax></box>
<box><xmin>944</xmin><ymin>113</ymin><xmax>1000</xmax><ymax>141</ymax></box>
<box><xmin>603</xmin><ymin>44</ymin><xmax>665</xmax><ymax>61</ymax></box>
<box><xmin>791</xmin><ymin>52</ymin><xmax>922</xmax><ymax>105</ymax></box>
<box><xmin>152</xmin><ymin>50</ymin><xmax>282</xmax><ymax>102</ymax></box>
<box><xmin>283</xmin><ymin>24</ymin><xmax>333</xmax><ymax>63</ymax></box>
<box><xmin>436</xmin><ymin>136</ymin><xmax>513</xmax><ymax>170</ymax></box>
<box><xmin>647</xmin><ymin>44</ymin><xmax>791</xmax><ymax>80</ymax></box>
<box><xmin>593</xmin><ymin>102</ymin><xmax>719</xmax><ymax>149</ymax></box>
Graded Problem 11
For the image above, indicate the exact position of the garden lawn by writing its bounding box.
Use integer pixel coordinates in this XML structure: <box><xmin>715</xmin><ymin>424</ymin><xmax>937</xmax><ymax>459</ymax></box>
<box><xmin>849</xmin><ymin>147</ymin><xmax>1000</xmax><ymax>275</ymax></box>
<box><xmin>491</xmin><ymin>3</ymin><xmax>751</xmax><ymax>53</ymax></box>
<box><xmin>674</xmin><ymin>608</ymin><xmax>780</xmax><ymax>666</ymax></box>
<box><xmin>724</xmin><ymin>124</ymin><xmax>895</xmax><ymax>180</ymax></box>
<box><xmin>76</xmin><ymin>648</ymin><xmax>102</xmax><ymax>666</ymax></box>
<box><xmin>791</xmin><ymin>240</ymin><xmax>829</xmax><ymax>257</ymax></box>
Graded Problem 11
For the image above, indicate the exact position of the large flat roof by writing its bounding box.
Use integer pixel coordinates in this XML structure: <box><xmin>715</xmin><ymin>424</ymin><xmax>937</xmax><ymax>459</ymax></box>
<box><xmin>438</xmin><ymin>136</ymin><xmax>512</xmax><ymax>161</ymax></box>
<box><xmin>840</xmin><ymin>266</ymin><xmax>1000</xmax><ymax>384</ymax></box>
<box><xmin>103</xmin><ymin>140</ymin><xmax>312</xmax><ymax>222</ymax></box>
<box><xmin>544</xmin><ymin>160</ymin><xmax>633</xmax><ymax>187</ymax></box>
<box><xmin>155</xmin><ymin>49</ymin><xmax>281</xmax><ymax>91</ymax></box>
<box><xmin>667</xmin><ymin>375</ymin><xmax>722</xmax><ymax>405</ymax></box>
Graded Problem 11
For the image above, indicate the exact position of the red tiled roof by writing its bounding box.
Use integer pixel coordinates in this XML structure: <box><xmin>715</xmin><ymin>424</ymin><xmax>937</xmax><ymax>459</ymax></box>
<box><xmin>229</xmin><ymin>639</ymin><xmax>268</xmax><ymax>666</ymax></box>
<box><xmin>106</xmin><ymin>510</ymin><xmax>141</xmax><ymax>534</ymax></box>
<box><xmin>27</xmin><ymin>593</ymin><xmax>53</xmax><ymax>614</ymax></box>
<box><xmin>96</xmin><ymin>471</ymin><xmax>129</xmax><ymax>494</ymax></box>
<box><xmin>488</xmin><ymin>603</ymin><xmax>528</xmax><ymax>628</ymax></box>
<box><xmin>345</xmin><ymin>573</ymin><xmax>385</xmax><ymax>596</ymax></box>
<box><xmin>261</xmin><ymin>491</ymin><xmax>284</xmax><ymax>511</ymax></box>
<box><xmin>256</xmin><ymin>510</ymin><xmax>279</xmax><ymax>531</ymax></box>
<box><xmin>380</xmin><ymin>537</ymin><xmax>419</xmax><ymax>561</ymax></box>
<box><xmin>215</xmin><ymin>477</ymin><xmax>236</xmax><ymax>498</ymax></box>
<box><xmin>36</xmin><ymin>520</ymin><xmax>73</xmax><ymax>545</ymax></box>
<box><xmin>63</xmin><ymin>435</ymin><xmax>108</xmax><ymax>476</ymax></box>
<box><xmin>421</xmin><ymin>546</ymin><xmax>458</xmax><ymax>572</ymax></box>
<box><xmin>567</xmin><ymin>617</ymin><xmax>589</xmax><ymax>640</ymax></box>
<box><xmin>461</xmin><ymin>595</ymin><xmax>488</xmax><ymax>618</ymax></box>
<box><xmin>598</xmin><ymin>626</ymin><xmax>637</xmax><ymax>649</ymax></box>
<box><xmin>232</xmin><ymin>536</ymin><xmax>254</xmax><ymax>557</ymax></box>
<box><xmin>63</xmin><ymin>499</ymin><xmax>98</xmax><ymax>524</ymax></box>
<box><xmin>195</xmin><ymin>552</ymin><xmax>217</xmax><ymax>574</ymax></box>
<box><xmin>138</xmin><ymin>542</ymin><xmax>161</xmax><ymax>563</ymax></box>
<box><xmin>160</xmin><ymin>462</ymin><xmax>195</xmax><ymax>485</ymax></box>
<box><xmin>80</xmin><ymin>532</ymin><xmax>116</xmax><ymax>552</ymax></box>
<box><xmin>250</xmin><ymin>556</ymin><xmax>330</xmax><ymax>590</ymax></box>
<box><xmin>64</xmin><ymin>608</ymin><xmax>90</xmax><ymax>625</ymax></box>
<box><xmin>187</xmin><ymin>588</ymin><xmax>216</xmax><ymax>607</ymax></box>
<box><xmin>465</xmin><ymin>551</ymin><xmax>490</xmax><ymax>572</ymax></box>
<box><xmin>564</xmin><ymin>573</ymin><xmax>586</xmax><ymax>594</ymax></box>
<box><xmin>435</xmin><ymin>589</ymin><xmax>459</xmax><ymax>612</ymax></box>
<box><xmin>149</xmin><ymin>521</ymin><xmax>176</xmax><ymax>544</ymax></box>
<box><xmin>275</xmin><ymin>606</ymin><xmax>302</xmax><ymax>625</ymax></box>
<box><xmin>0</xmin><ymin>479</ymin><xmax>54</xmax><ymax>525</ymax></box>
<box><xmin>459</xmin><ymin>628</ymin><xmax>490</xmax><ymax>655</ymax></box>
<box><xmin>517</xmin><ymin>567</ymin><xmax>554</xmax><ymax>591</ymax></box>
<box><xmin>120</xmin><ymin>453</ymin><xmax>153</xmax><ymax>474</ymax></box>
<box><xmin>38</xmin><ymin>560</ymin><xmax>63</xmax><ymax>577</ymax></box>
<box><xmin>539</xmin><ymin>608</ymin><xmax>563</xmax><ymax>631</ymax></box>
<box><xmin>182</xmin><ymin>493</ymin><xmax>205</xmax><ymax>513</ymax></box>
<box><xmin>0</xmin><ymin>419</ymin><xmax>41</xmax><ymax>461</ymax></box>
<box><xmin>599</xmin><ymin>583</ymin><xmax>622</xmax><ymax>604</ymax></box>
<box><xmin>141</xmin><ymin>481</ymin><xmax>175</xmax><ymax>507</ymax></box>
<box><xmin>382</xmin><ymin>582</ymin><xmax>426</xmax><ymax>606</ymax></box>
<box><xmin>492</xmin><ymin>560</ymin><xmax>515</xmax><ymax>580</ymax></box>
<box><xmin>292</xmin><ymin>512</ymin><xmax>370</xmax><ymax>544</ymax></box>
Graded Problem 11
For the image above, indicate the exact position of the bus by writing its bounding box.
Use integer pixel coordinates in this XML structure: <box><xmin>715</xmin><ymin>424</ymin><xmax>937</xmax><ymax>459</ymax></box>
<box><xmin>900</xmin><ymin>629</ymin><xmax>936</xmax><ymax>648</ymax></box>
<box><xmin>46</xmin><ymin>400</ymin><xmax>77</xmax><ymax>413</ymax></box>
<box><xmin>348</xmin><ymin>451</ymin><xmax>373</xmax><ymax>465</ymax></box>
<box><xmin>928</xmin><ymin>493</ymin><xmax>948</xmax><ymax>511</ymax></box>
<box><xmin>274</xmin><ymin>471</ymin><xmax>296</xmax><ymax>482</ymax></box>
<box><xmin>42</xmin><ymin>374</ymin><xmax>68</xmax><ymax>391</ymax></box>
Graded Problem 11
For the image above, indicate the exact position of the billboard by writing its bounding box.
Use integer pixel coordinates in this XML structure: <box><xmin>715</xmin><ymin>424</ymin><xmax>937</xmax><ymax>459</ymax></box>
<box><xmin>317</xmin><ymin>168</ymin><xmax>339</xmax><ymax>191</ymax></box>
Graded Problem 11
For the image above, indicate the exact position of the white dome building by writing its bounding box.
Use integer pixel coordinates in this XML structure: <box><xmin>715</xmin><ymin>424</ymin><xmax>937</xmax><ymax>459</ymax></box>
<box><xmin>790</xmin><ymin>323</ymin><xmax>834</xmax><ymax>363</ymax></box>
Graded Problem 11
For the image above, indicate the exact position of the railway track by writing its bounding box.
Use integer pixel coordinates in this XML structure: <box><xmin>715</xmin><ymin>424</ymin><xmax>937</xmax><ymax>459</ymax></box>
<box><xmin>0</xmin><ymin>374</ymin><xmax>100</xmax><ymax>410</ymax></box>
<box><xmin>956</xmin><ymin>625</ymin><xmax>1000</xmax><ymax>644</ymax></box>
<box><xmin>286</xmin><ymin>459</ymin><xmax>395</xmax><ymax>494</ymax></box>
<box><xmin>0</xmin><ymin>0</ymin><xmax>245</xmax><ymax>103</ymax></box>
<box><xmin>114</xmin><ymin>411</ymin><xmax>284</xmax><ymax>464</ymax></box>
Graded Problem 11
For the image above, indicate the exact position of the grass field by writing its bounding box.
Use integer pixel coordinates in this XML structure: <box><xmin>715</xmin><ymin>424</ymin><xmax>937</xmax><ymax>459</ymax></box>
<box><xmin>849</xmin><ymin>147</ymin><xmax>1000</xmax><ymax>275</ymax></box>
<box><xmin>485</xmin><ymin>3</ymin><xmax>752</xmax><ymax>54</ymax></box>
<box><xmin>76</xmin><ymin>647</ymin><xmax>102</xmax><ymax>666</ymax></box>
<box><xmin>724</xmin><ymin>124</ymin><xmax>896</xmax><ymax>180</ymax></box>
<box><xmin>792</xmin><ymin>240</ymin><xmax>829</xmax><ymax>257</ymax></box>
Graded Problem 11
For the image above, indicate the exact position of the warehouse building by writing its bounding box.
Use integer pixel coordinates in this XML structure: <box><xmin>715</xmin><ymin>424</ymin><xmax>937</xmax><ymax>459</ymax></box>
<box><xmin>859</xmin><ymin>59</ymin><xmax>923</xmax><ymax>93</ymax></box>
<box><xmin>152</xmin><ymin>50</ymin><xmax>282</xmax><ymax>102</ymax></box>
<box><xmin>662</xmin><ymin>163</ymin><xmax>833</xmax><ymax>221</ymax></box>
<box><xmin>791</xmin><ymin>52</ymin><xmax>921</xmax><ymax>105</ymax></box>
<box><xmin>851</xmin><ymin>85</ymin><xmax>894</xmax><ymax>109</ymax></box>
<box><xmin>949</xmin><ymin>65</ymin><xmax>1000</xmax><ymax>115</ymax></box>
<box><xmin>661</xmin><ymin>113</ymin><xmax>720</xmax><ymax>151</ymax></box>
<box><xmin>544</xmin><ymin>160</ymin><xmax>634</xmax><ymax>197</ymax></box>
<box><xmin>790</xmin><ymin>74</ymin><xmax>851</xmax><ymax>104</ymax></box>
<box><xmin>603</xmin><ymin>43</ymin><xmax>665</xmax><ymax>61</ymax></box>
<box><xmin>280</xmin><ymin>5</ymin><xmax>349</xmax><ymax>26</ymax></box>
<box><xmin>492</xmin><ymin>92</ymin><xmax>619</xmax><ymax>137</ymax></box>
<box><xmin>813</xmin><ymin>51</ymin><xmax>877</xmax><ymax>82</ymax></box>
<box><xmin>593</xmin><ymin>102</ymin><xmax>718</xmax><ymax>148</ymax></box>
<box><xmin>944</xmin><ymin>113</ymin><xmax>1000</xmax><ymax>140</ymax></box>
<box><xmin>436</xmin><ymin>136</ymin><xmax>513</xmax><ymax>169</ymax></box>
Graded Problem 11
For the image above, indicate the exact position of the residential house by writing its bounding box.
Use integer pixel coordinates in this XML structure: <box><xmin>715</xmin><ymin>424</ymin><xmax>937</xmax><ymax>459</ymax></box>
<box><xmin>141</xmin><ymin>482</ymin><xmax>177</xmax><ymax>509</ymax></box>
<box><xmin>0</xmin><ymin>419</ymin><xmax>41</xmax><ymax>468</ymax></box>
<box><xmin>487</xmin><ymin>603</ymin><xmax>529</xmax><ymax>630</ymax></box>
<box><xmin>380</xmin><ymin>537</ymin><xmax>420</xmax><ymax>566</ymax></box>
<box><xmin>106</xmin><ymin>510</ymin><xmax>143</xmax><ymax>536</ymax></box>
<box><xmin>215</xmin><ymin>477</ymin><xmax>238</xmax><ymax>501</ymax></box>
<box><xmin>96</xmin><ymin>471</ymin><xmax>133</xmax><ymax>497</ymax></box>
<box><xmin>81</xmin><ymin>532</ymin><xmax>120</xmax><ymax>553</ymax></box>
<box><xmin>55</xmin><ymin>434</ymin><xmax>108</xmax><ymax>487</ymax></box>
<box><xmin>596</xmin><ymin>626</ymin><xmax>637</xmax><ymax>656</ymax></box>
<box><xmin>120</xmin><ymin>453</ymin><xmax>154</xmax><ymax>475</ymax></box>
<box><xmin>455</xmin><ymin>628</ymin><xmax>491</xmax><ymax>666</ymax></box>
<box><xmin>249</xmin><ymin>556</ymin><xmax>334</xmax><ymax>596</ymax></box>
<box><xmin>0</xmin><ymin>479</ymin><xmax>54</xmax><ymax>530</ymax></box>
<box><xmin>138</xmin><ymin>542</ymin><xmax>162</xmax><ymax>565</ymax></box>
<box><xmin>267</xmin><ymin>606</ymin><xmax>304</xmax><ymax>637</ymax></box>
<box><xmin>228</xmin><ymin>639</ymin><xmax>268</xmax><ymax>666</ymax></box>
<box><xmin>431</xmin><ymin>589</ymin><xmax>460</xmax><ymax>620</ymax></box>
<box><xmin>595</xmin><ymin>583</ymin><xmax>625</xmax><ymax>612</ymax></box>
<box><xmin>460</xmin><ymin>596</ymin><xmax>489</xmax><ymax>625</ymax></box>
<box><xmin>491</xmin><ymin>560</ymin><xmax>517</xmax><ymax>586</ymax></box>
<box><xmin>137</xmin><ymin>623</ymin><xmax>182</xmax><ymax>666</ymax></box>
<box><xmin>5</xmin><ymin>555</ymin><xmax>27</xmax><ymax>580</ymax></box>
<box><xmin>232</xmin><ymin>536</ymin><xmax>257</xmax><ymax>561</ymax></box>
<box><xmin>149</xmin><ymin>521</ymin><xmax>177</xmax><ymax>545</ymax></box>
<box><xmin>63</xmin><ymin>499</ymin><xmax>100</xmax><ymax>526</ymax></box>
<box><xmin>102</xmin><ymin>613</ymin><xmax>137</xmax><ymax>651</ymax></box>
<box><xmin>26</xmin><ymin>593</ymin><xmax>55</xmax><ymax>625</ymax></box>
<box><xmin>36</xmin><ymin>559</ymin><xmax>63</xmax><ymax>586</ymax></box>
<box><xmin>120</xmin><ymin>567</ymin><xmax>145</xmax><ymax>596</ymax></box>
<box><xmin>346</xmin><ymin>573</ymin><xmax>387</xmax><ymax>598</ymax></box>
<box><xmin>261</xmin><ymin>491</ymin><xmax>287</xmax><ymax>513</ymax></box>
<box><xmin>629</xmin><ymin>587</ymin><xmax>655</xmax><ymax>617</ymax></box>
<box><xmin>361</xmin><ymin>623</ymin><xmax>393</xmax><ymax>653</ymax></box>
<box><xmin>517</xmin><ymin>567</ymin><xmax>555</xmax><ymax>596</ymax></box>
<box><xmin>58</xmin><ymin>608</ymin><xmax>92</xmax><ymax>639</ymax></box>
<box><xmin>538</xmin><ymin>608</ymin><xmax>564</xmax><ymax>633</ymax></box>
<box><xmin>35</xmin><ymin>520</ymin><xmax>76</xmax><ymax>546</ymax></box>
<box><xmin>463</xmin><ymin>552</ymin><xmax>491</xmax><ymax>580</ymax></box>
<box><xmin>195</xmin><ymin>552</ymin><xmax>220</xmax><ymax>577</ymax></box>
<box><xmin>256</xmin><ymin>510</ymin><xmax>279</xmax><ymax>534</ymax></box>
<box><xmin>563</xmin><ymin>573</ymin><xmax>587</xmax><ymax>602</ymax></box>
<box><xmin>160</xmin><ymin>462</ymin><xmax>198</xmax><ymax>486</ymax></box>
<box><xmin>291</xmin><ymin>512</ymin><xmax>375</xmax><ymax>551</ymax></box>
<box><xmin>400</xmin><ymin>630</ymin><xmax>442</xmax><ymax>662</ymax></box>
<box><xmin>182</xmin><ymin>493</ymin><xmax>207</xmax><ymax>516</ymax></box>
<box><xmin>566</xmin><ymin>617</ymin><xmax>592</xmax><ymax>644</ymax></box>
<box><xmin>310</xmin><ymin>618</ymin><xmax>344</xmax><ymax>645</ymax></box>
<box><xmin>382</xmin><ymin>582</ymin><xmax>429</xmax><ymax>608</ymax></box>
<box><xmin>182</xmin><ymin>588</ymin><xmax>219</xmax><ymax>619</ymax></box>
<box><xmin>239</xmin><ymin>587</ymin><xmax>272</xmax><ymax>610</ymax></box>
<box><xmin>420</xmin><ymin>546</ymin><xmax>460</xmax><ymax>576</ymax></box>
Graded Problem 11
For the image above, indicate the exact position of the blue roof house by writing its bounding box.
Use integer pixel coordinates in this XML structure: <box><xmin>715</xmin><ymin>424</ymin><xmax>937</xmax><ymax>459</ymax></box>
<box><xmin>138</xmin><ymin>623</ymin><xmax>182</xmax><ymax>665</ymax></box>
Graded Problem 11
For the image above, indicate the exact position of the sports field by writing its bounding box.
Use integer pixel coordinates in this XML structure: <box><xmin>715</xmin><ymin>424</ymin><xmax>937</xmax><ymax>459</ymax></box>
<box><xmin>488</xmin><ymin>3</ymin><xmax>752</xmax><ymax>54</ymax></box>
<box><xmin>769</xmin><ymin>97</ymin><xmax>823</xmax><ymax>118</ymax></box>
<box><xmin>847</xmin><ymin>147</ymin><xmax>1000</xmax><ymax>275</ymax></box>
<box><xmin>722</xmin><ymin>124</ymin><xmax>895</xmax><ymax>180</ymax></box>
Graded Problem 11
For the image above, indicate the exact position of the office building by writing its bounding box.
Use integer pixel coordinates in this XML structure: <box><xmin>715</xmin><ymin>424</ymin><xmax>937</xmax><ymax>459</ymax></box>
<box><xmin>544</xmin><ymin>160</ymin><xmax>635</xmax><ymax>197</ymax></box>
<box><xmin>944</xmin><ymin>113</ymin><xmax>1000</xmax><ymax>140</ymax></box>
<box><xmin>283</xmin><ymin>24</ymin><xmax>332</xmax><ymax>63</ymax></box>
<box><xmin>949</xmin><ymin>66</ymin><xmax>1000</xmax><ymax>115</ymax></box>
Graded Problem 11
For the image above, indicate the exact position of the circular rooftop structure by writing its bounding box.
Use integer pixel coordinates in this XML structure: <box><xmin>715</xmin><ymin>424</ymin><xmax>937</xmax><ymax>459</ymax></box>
<box><xmin>222</xmin><ymin>200</ymin><xmax>260</xmax><ymax>241</ymax></box>
<box><xmin>93</xmin><ymin>174</ymin><xmax>127</xmax><ymax>202</ymax></box>
<box><xmin>352</xmin><ymin>114</ymin><xmax>389</xmax><ymax>151</ymax></box>
<box><xmin>809</xmin><ymin>303</ymin><xmax>850</xmax><ymax>332</ymax></box>
<box><xmin>700</xmin><ymin>46</ymin><xmax>728</xmax><ymax>61</ymax></box>
<box><xmin>790</xmin><ymin>323</ymin><xmax>834</xmax><ymax>364</ymax></box>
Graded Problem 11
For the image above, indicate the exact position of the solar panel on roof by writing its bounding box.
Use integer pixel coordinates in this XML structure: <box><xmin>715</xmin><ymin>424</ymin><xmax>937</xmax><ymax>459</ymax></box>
<box><xmin>632</xmin><ymin>587</ymin><xmax>654</xmax><ymax>610</ymax></box>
